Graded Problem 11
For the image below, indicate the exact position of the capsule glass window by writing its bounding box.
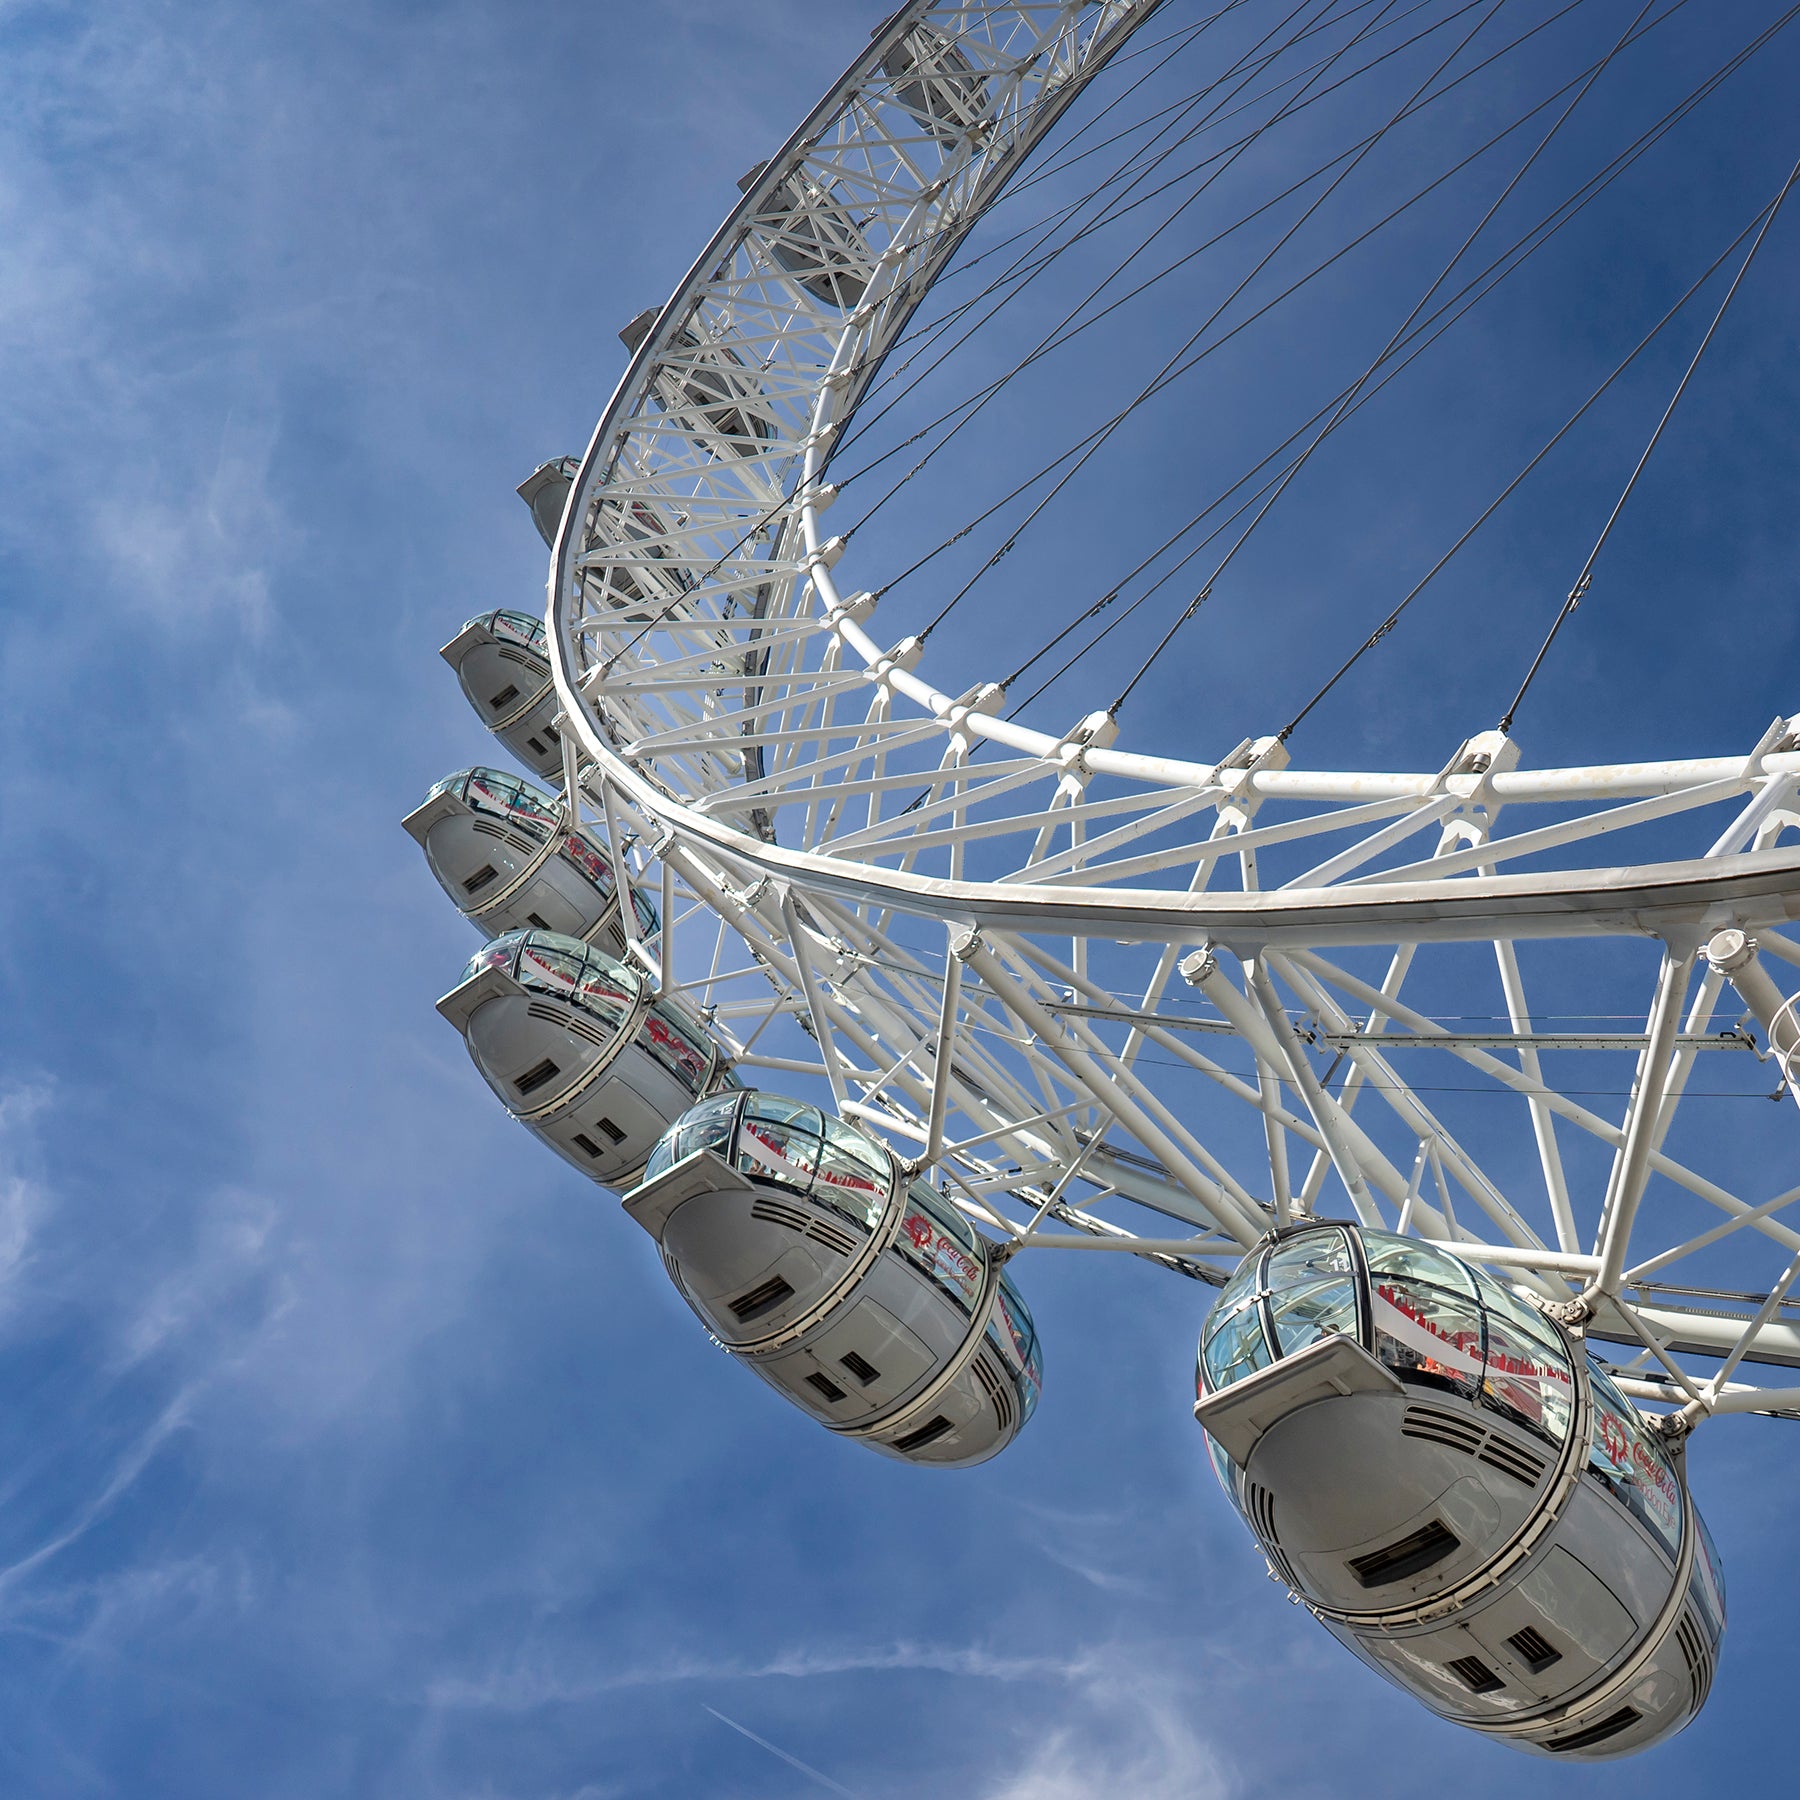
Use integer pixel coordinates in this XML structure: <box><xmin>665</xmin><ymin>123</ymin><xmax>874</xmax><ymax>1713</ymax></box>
<box><xmin>811</xmin><ymin>1116</ymin><xmax>891</xmax><ymax>1228</ymax></box>
<box><xmin>737</xmin><ymin>1098</ymin><xmax>824</xmax><ymax>1192</ymax></box>
<box><xmin>1263</xmin><ymin>1228</ymin><xmax>1358</xmax><ymax>1358</ymax></box>
<box><xmin>641</xmin><ymin>1000</ymin><xmax>715</xmax><ymax>1096</ymax></box>
<box><xmin>1362</xmin><ymin>1232</ymin><xmax>1479</xmax><ymax>1299</ymax></box>
<box><xmin>480</xmin><ymin>608</ymin><xmax>549</xmax><ymax>654</ymax></box>
<box><xmin>674</xmin><ymin>1093</ymin><xmax>741</xmax><ymax>1168</ymax></box>
<box><xmin>465</xmin><ymin>770</ymin><xmax>557</xmax><ymax>838</ymax></box>
<box><xmin>898</xmin><ymin>1182</ymin><xmax>985</xmax><ymax>1314</ymax></box>
<box><xmin>489</xmin><ymin>932</ymin><xmax>641</xmax><ymax>1027</ymax></box>
<box><xmin>1586</xmin><ymin>1364</ymin><xmax>1685</xmax><ymax>1558</ymax></box>
<box><xmin>1368</xmin><ymin>1267</ymin><xmax>1485</xmax><ymax>1400</ymax></box>
<box><xmin>1201</xmin><ymin>1271</ymin><xmax>1274</xmax><ymax>1395</ymax></box>
<box><xmin>463</xmin><ymin>939</ymin><xmax>516</xmax><ymax>982</ymax></box>
<box><xmin>1692</xmin><ymin>1510</ymin><xmax>1727</xmax><ymax>1635</ymax></box>
<box><xmin>1479</xmin><ymin>1304</ymin><xmax>1573</xmax><ymax>1447</ymax></box>
<box><xmin>993</xmin><ymin>1270</ymin><xmax>1042</xmax><ymax>1420</ymax></box>
<box><xmin>555</xmin><ymin>831</ymin><xmax>619</xmax><ymax>898</ymax></box>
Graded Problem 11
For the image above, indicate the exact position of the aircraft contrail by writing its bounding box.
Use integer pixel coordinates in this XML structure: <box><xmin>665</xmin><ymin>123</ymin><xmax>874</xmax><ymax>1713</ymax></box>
<box><xmin>702</xmin><ymin>1704</ymin><xmax>864</xmax><ymax>1799</ymax></box>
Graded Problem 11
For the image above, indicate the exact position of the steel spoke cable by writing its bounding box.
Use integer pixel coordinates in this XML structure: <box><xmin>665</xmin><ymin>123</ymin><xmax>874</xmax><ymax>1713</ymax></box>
<box><xmin>987</xmin><ymin>1</ymin><xmax>1656</xmax><ymax>704</ymax></box>
<box><xmin>835</xmin><ymin>0</ymin><xmax>1602</xmax><ymax>529</ymax></box>
<box><xmin>1011</xmin><ymin>0</ymin><xmax>1715</xmax><ymax>663</ymax></box>
<box><xmin>1499</xmin><ymin>148</ymin><xmax>1800</xmax><ymax>732</ymax></box>
<box><xmin>863</xmin><ymin>0</ymin><xmax>1529</xmax><ymax>419</ymax></box>
<box><xmin>1108</xmin><ymin>0</ymin><xmax>1658</xmax><ymax>714</ymax></box>
<box><xmin>852</xmin><ymin>0</ymin><xmax>1434</xmax><ymax>632</ymax></box>
<box><xmin>899</xmin><ymin>0</ymin><xmax>1742</xmax><ymax>713</ymax></box>
<box><xmin>926</xmin><ymin>0</ymin><xmax>1507</xmax><ymax>651</ymax></box>
<box><xmin>846</xmin><ymin>37</ymin><xmax>1407</xmax><ymax>605</ymax></box>
<box><xmin>588</xmin><ymin>7</ymin><xmax>1426</xmax><ymax>682</ymax></box>
<box><xmin>962</xmin><ymin>0</ymin><xmax>1268</xmax><ymax>215</ymax></box>
<box><xmin>858</xmin><ymin>0</ymin><xmax>1444</xmax><ymax>404</ymax></box>
<box><xmin>1278</xmin><ymin>195</ymin><xmax>1789</xmax><ymax>742</ymax></box>
<box><xmin>842</xmin><ymin>0</ymin><xmax>1501</xmax><ymax>464</ymax></box>
<box><xmin>859</xmin><ymin>0</ymin><xmax>1726</xmax><ymax>753</ymax></box>
<box><xmin>1010</xmin><ymin>0</ymin><xmax>1785</xmax><ymax>728</ymax></box>
<box><xmin>839</xmin><ymin>0</ymin><xmax>1377</xmax><ymax>453</ymax></box>
<box><xmin>885</xmin><ymin>0</ymin><xmax>1390</xmax><ymax>309</ymax></box>
<box><xmin>598</xmin><ymin>0</ymin><xmax>1768</xmax><ymax>716</ymax></box>
<box><xmin>868</xmin><ymin>28</ymin><xmax>1592</xmax><ymax>656</ymax></box>
<box><xmin>891</xmin><ymin>0</ymin><xmax>1467</xmax><ymax>329</ymax></box>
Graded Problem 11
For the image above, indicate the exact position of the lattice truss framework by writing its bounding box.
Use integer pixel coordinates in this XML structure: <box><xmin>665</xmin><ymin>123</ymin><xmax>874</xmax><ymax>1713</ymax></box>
<box><xmin>543</xmin><ymin>0</ymin><xmax>1800</xmax><ymax>1424</ymax></box>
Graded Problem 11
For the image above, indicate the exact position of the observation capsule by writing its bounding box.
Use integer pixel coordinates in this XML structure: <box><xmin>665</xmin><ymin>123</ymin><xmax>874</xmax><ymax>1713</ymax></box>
<box><xmin>401</xmin><ymin>766</ymin><xmax>658</xmax><ymax>952</ymax></box>
<box><xmin>1195</xmin><ymin>1224</ymin><xmax>1725</xmax><ymax>1761</ymax></box>
<box><xmin>439</xmin><ymin>607</ymin><xmax>563</xmax><ymax>780</ymax></box>
<box><xmin>517</xmin><ymin>455</ymin><xmax>581</xmax><ymax>548</ymax></box>
<box><xmin>880</xmin><ymin>21</ymin><xmax>990</xmax><ymax>144</ymax></box>
<box><xmin>621</xmin><ymin>1090</ymin><xmax>1041</xmax><ymax>1467</ymax></box>
<box><xmin>436</xmin><ymin>929</ymin><xmax>733</xmax><ymax>1190</ymax></box>
<box><xmin>620</xmin><ymin>310</ymin><xmax>779</xmax><ymax>453</ymax></box>
<box><xmin>739</xmin><ymin>162</ymin><xmax>871</xmax><ymax>308</ymax></box>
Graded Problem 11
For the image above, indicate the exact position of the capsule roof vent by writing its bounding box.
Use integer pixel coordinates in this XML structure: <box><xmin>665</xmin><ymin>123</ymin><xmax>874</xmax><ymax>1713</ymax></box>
<box><xmin>1347</xmin><ymin>1519</ymin><xmax>1460</xmax><ymax>1589</ymax></box>
<box><xmin>1244</xmin><ymin>1482</ymin><xmax>1300</xmax><ymax>1590</ymax></box>
<box><xmin>973</xmin><ymin>1351</ymin><xmax>1015</xmax><ymax>1435</ymax></box>
<box><xmin>1401</xmin><ymin>1403</ymin><xmax>1547</xmax><ymax>1486</ymax></box>
<box><xmin>1477</xmin><ymin>1435</ymin><xmax>1548</xmax><ymax>1486</ymax></box>
<box><xmin>748</xmin><ymin>1197</ymin><xmax>857</xmax><ymax>1259</ymax></box>
<box><xmin>526</xmin><ymin>999</ymin><xmax>610</xmax><ymax>1050</ymax></box>
<box><xmin>728</xmin><ymin>1274</ymin><xmax>796</xmax><ymax>1323</ymax></box>
<box><xmin>1246</xmin><ymin>1481</ymin><xmax>1280</xmax><ymax>1547</ymax></box>
<box><xmin>1505</xmin><ymin>1626</ymin><xmax>1563</xmax><ymax>1674</ymax></box>
<box><xmin>1446</xmin><ymin>1655</ymin><xmax>1504</xmax><ymax>1695</ymax></box>
<box><xmin>892</xmin><ymin>1413</ymin><xmax>955</xmax><ymax>1453</ymax></box>
<box><xmin>1544</xmin><ymin>1706</ymin><xmax>1640</xmax><ymax>1754</ymax></box>
<box><xmin>1401</xmin><ymin>1404</ymin><xmax>1485</xmax><ymax>1456</ymax></box>
<box><xmin>1676</xmin><ymin>1611</ymin><xmax>1715</xmax><ymax>1711</ymax></box>
<box><xmin>514</xmin><ymin>1057</ymin><xmax>562</xmax><ymax>1097</ymax></box>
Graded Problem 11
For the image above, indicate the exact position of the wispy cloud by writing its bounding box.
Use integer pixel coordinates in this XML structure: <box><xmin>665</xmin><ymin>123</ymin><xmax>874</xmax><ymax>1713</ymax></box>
<box><xmin>0</xmin><ymin>1085</ymin><xmax>53</xmax><ymax>1326</ymax></box>
<box><xmin>0</xmin><ymin>1391</ymin><xmax>196</xmax><ymax>1605</ymax></box>
<box><xmin>428</xmin><ymin>1639</ymin><xmax>1098</xmax><ymax>1713</ymax></box>
<box><xmin>976</xmin><ymin>1657</ymin><xmax>1236</xmax><ymax>1800</ymax></box>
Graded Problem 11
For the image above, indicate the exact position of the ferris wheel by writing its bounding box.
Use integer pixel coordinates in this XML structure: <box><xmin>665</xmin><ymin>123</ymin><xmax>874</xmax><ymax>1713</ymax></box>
<box><xmin>405</xmin><ymin>0</ymin><xmax>1800</xmax><ymax>1762</ymax></box>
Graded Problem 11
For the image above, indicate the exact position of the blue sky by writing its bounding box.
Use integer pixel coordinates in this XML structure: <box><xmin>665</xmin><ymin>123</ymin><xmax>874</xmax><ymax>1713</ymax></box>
<box><xmin>3</xmin><ymin>2</ymin><xmax>1800</xmax><ymax>1796</ymax></box>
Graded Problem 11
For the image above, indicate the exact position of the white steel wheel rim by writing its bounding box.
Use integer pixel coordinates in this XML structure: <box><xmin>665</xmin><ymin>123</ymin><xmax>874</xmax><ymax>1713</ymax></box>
<box><xmin>540</xmin><ymin>0</ymin><xmax>1800</xmax><ymax>1419</ymax></box>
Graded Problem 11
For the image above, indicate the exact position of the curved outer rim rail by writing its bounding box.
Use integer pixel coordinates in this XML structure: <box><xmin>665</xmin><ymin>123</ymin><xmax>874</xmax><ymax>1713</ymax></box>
<box><xmin>539</xmin><ymin>0</ymin><xmax>1800</xmax><ymax>1412</ymax></box>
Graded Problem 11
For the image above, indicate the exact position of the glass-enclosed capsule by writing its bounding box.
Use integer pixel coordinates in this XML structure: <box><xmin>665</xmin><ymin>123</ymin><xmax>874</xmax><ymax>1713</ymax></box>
<box><xmin>1194</xmin><ymin>1223</ymin><xmax>1723</xmax><ymax>1761</ymax></box>
<box><xmin>621</xmin><ymin>1091</ymin><xmax>1041</xmax><ymax>1467</ymax></box>
<box><xmin>401</xmin><ymin>766</ymin><xmax>658</xmax><ymax>952</ymax></box>
<box><xmin>881</xmin><ymin>22</ymin><xmax>991</xmax><ymax>145</ymax></box>
<box><xmin>739</xmin><ymin>162</ymin><xmax>871</xmax><ymax>308</ymax></box>
<box><xmin>516</xmin><ymin>455</ymin><xmax>581</xmax><ymax>548</ymax></box>
<box><xmin>438</xmin><ymin>607</ymin><xmax>563</xmax><ymax>779</ymax></box>
<box><xmin>574</xmin><ymin>496</ymin><xmax>701</xmax><ymax>628</ymax></box>
<box><xmin>436</xmin><ymin>929</ymin><xmax>732</xmax><ymax>1190</ymax></box>
<box><xmin>619</xmin><ymin>311</ymin><xmax>779</xmax><ymax>454</ymax></box>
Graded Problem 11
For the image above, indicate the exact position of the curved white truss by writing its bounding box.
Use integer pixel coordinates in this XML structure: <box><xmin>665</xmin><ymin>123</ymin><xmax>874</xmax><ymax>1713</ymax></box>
<box><xmin>543</xmin><ymin>0</ymin><xmax>1800</xmax><ymax>1425</ymax></box>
